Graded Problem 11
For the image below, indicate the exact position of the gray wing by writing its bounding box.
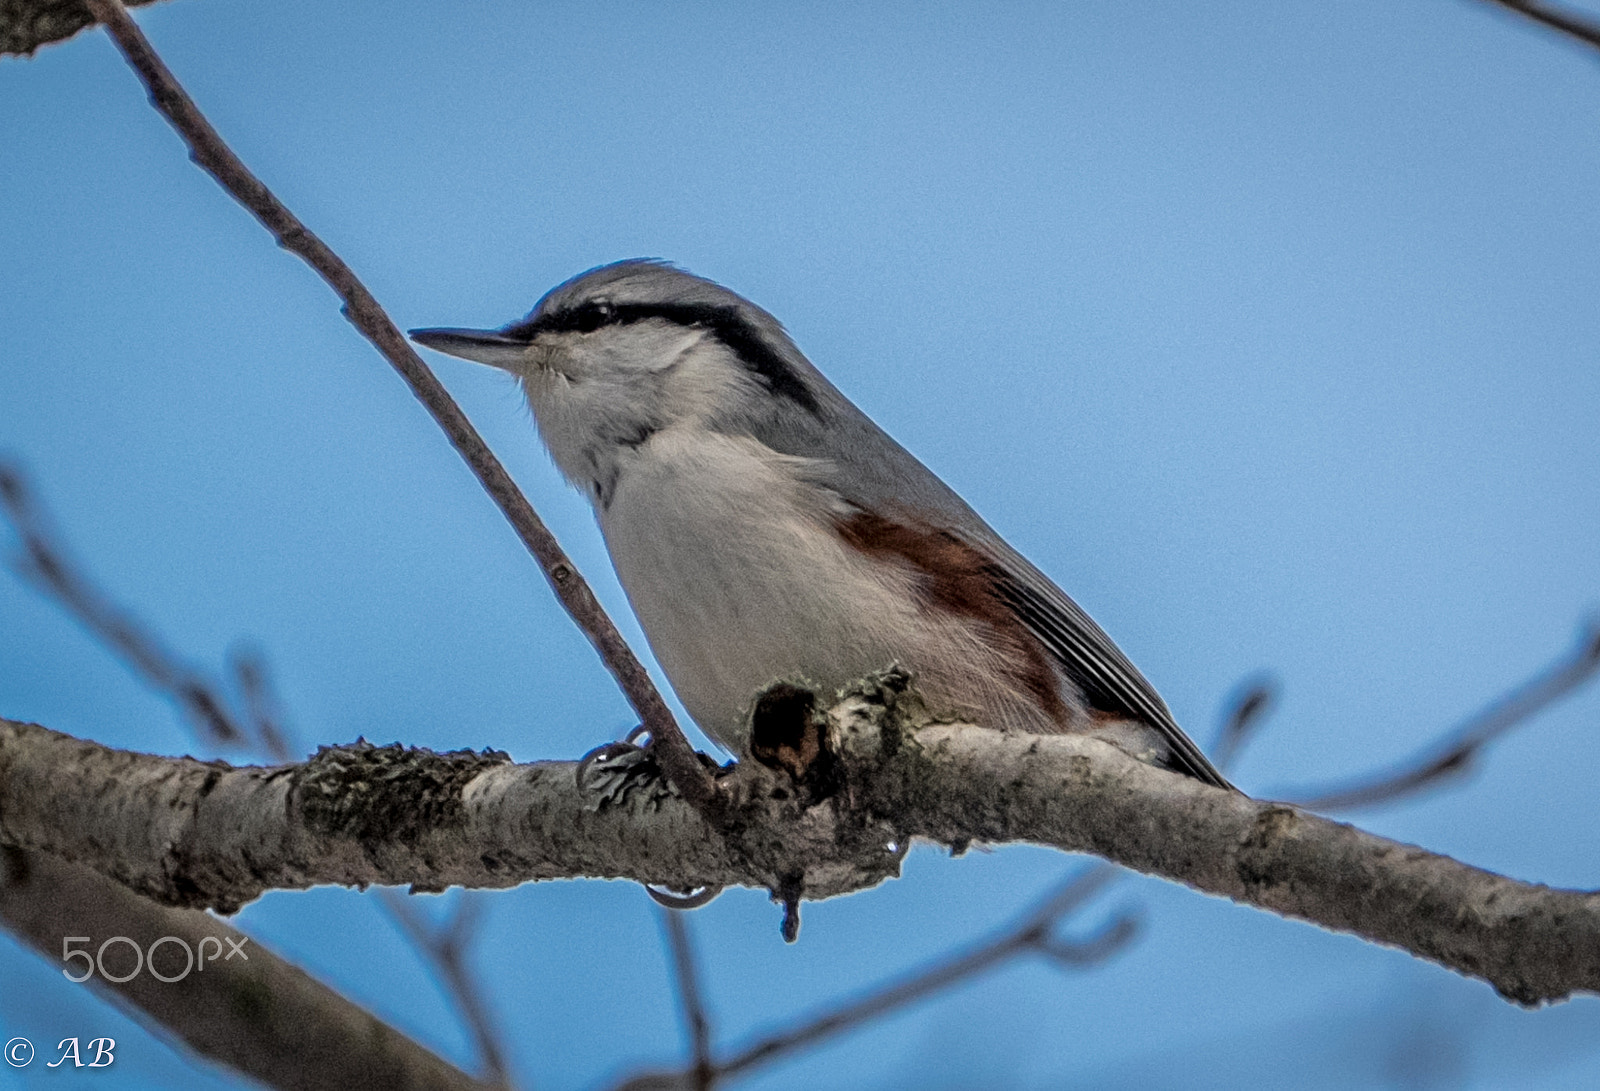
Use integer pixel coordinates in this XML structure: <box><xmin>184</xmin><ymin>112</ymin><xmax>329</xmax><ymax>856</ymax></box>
<box><xmin>974</xmin><ymin>534</ymin><xmax>1234</xmax><ymax>790</ymax></box>
<box><xmin>742</xmin><ymin>382</ymin><xmax>1233</xmax><ymax>790</ymax></box>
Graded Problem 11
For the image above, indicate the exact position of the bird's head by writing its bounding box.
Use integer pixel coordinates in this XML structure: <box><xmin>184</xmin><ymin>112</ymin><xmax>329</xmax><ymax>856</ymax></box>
<box><xmin>411</xmin><ymin>259</ymin><xmax>825</xmax><ymax>502</ymax></box>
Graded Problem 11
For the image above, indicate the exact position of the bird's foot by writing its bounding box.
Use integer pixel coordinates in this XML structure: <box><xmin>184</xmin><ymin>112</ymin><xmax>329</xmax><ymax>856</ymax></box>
<box><xmin>575</xmin><ymin>725</ymin><xmax>680</xmax><ymax>811</ymax></box>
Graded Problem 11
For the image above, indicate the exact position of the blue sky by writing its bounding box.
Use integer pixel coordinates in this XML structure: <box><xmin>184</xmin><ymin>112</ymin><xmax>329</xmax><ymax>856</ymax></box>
<box><xmin>3</xmin><ymin>1</ymin><xmax>1599</xmax><ymax>1087</ymax></box>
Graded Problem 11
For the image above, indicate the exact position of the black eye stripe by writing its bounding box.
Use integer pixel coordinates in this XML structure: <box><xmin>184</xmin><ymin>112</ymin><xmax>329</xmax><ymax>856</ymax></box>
<box><xmin>506</xmin><ymin>301</ymin><xmax>822</xmax><ymax>417</ymax></box>
<box><xmin>563</xmin><ymin>301</ymin><xmax>615</xmax><ymax>334</ymax></box>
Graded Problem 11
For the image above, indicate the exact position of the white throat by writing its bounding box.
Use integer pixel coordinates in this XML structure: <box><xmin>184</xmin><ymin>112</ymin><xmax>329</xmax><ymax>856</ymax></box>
<box><xmin>520</xmin><ymin>328</ymin><xmax>770</xmax><ymax>511</ymax></box>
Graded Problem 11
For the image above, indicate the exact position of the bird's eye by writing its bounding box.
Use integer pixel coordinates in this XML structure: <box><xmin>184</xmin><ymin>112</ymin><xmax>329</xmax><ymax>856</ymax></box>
<box><xmin>569</xmin><ymin>302</ymin><xmax>614</xmax><ymax>334</ymax></box>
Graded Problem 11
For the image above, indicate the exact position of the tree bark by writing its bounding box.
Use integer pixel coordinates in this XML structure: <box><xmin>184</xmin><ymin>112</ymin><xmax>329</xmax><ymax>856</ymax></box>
<box><xmin>1</xmin><ymin>0</ymin><xmax>166</xmax><ymax>55</ymax></box>
<box><xmin>3</xmin><ymin>678</ymin><xmax>1596</xmax><ymax>1007</ymax></box>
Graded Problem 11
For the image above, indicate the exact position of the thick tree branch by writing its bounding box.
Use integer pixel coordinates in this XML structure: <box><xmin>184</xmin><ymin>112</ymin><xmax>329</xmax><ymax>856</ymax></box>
<box><xmin>72</xmin><ymin>0</ymin><xmax>719</xmax><ymax>819</ymax></box>
<box><xmin>867</xmin><ymin>723</ymin><xmax>1600</xmax><ymax>1008</ymax></box>
<box><xmin>0</xmin><ymin>847</ymin><xmax>486</xmax><ymax>1090</ymax></box>
<box><xmin>0</xmin><ymin>716</ymin><xmax>878</xmax><ymax>911</ymax></box>
<box><xmin>627</xmin><ymin>638</ymin><xmax>1600</xmax><ymax>1090</ymax></box>
<box><xmin>0</xmin><ymin>0</ymin><xmax>164</xmax><ymax>55</ymax></box>
<box><xmin>4</xmin><ymin>682</ymin><xmax>1597</xmax><ymax>1007</ymax></box>
<box><xmin>4</xmin><ymin>458</ymin><xmax>514</xmax><ymax>1084</ymax></box>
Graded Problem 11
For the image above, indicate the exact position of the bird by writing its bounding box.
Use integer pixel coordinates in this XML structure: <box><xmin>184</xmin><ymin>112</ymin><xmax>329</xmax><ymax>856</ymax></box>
<box><xmin>411</xmin><ymin>260</ymin><xmax>1231</xmax><ymax>790</ymax></box>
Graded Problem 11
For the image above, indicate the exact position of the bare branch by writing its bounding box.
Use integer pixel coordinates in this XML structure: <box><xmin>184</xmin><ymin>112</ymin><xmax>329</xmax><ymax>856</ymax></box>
<box><xmin>1032</xmin><ymin>912</ymin><xmax>1139</xmax><ymax>968</ymax></box>
<box><xmin>74</xmin><ymin>0</ymin><xmax>719</xmax><ymax>818</ymax></box>
<box><xmin>3</xmin><ymin>458</ymin><xmax>525</xmax><ymax>1082</ymax></box>
<box><xmin>659</xmin><ymin>909</ymin><xmax>715</xmax><ymax>1090</ymax></box>
<box><xmin>708</xmin><ymin>867</ymin><xmax>1129</xmax><ymax>1084</ymax></box>
<box><xmin>616</xmin><ymin>866</ymin><xmax>1129</xmax><ymax>1090</ymax></box>
<box><xmin>1479</xmin><ymin>0</ymin><xmax>1600</xmax><ymax>55</ymax></box>
<box><xmin>1211</xmin><ymin>674</ymin><xmax>1279</xmax><ymax>773</ymax></box>
<box><xmin>0</xmin><ymin>0</ymin><xmax>166</xmax><ymax>56</ymax></box>
<box><xmin>644</xmin><ymin>672</ymin><xmax>1255</xmax><ymax>1089</ymax></box>
<box><xmin>1290</xmin><ymin>621</ymin><xmax>1600</xmax><ymax>811</ymax></box>
<box><xmin>381</xmin><ymin>890</ymin><xmax>512</xmax><ymax>1090</ymax></box>
<box><xmin>0</xmin><ymin>452</ymin><xmax>921</xmax><ymax>1086</ymax></box>
<box><xmin>5</xmin><ymin>684</ymin><xmax>1597</xmax><ymax>1006</ymax></box>
<box><xmin>228</xmin><ymin>644</ymin><xmax>296</xmax><ymax>762</ymax></box>
<box><xmin>0</xmin><ymin>461</ymin><xmax>243</xmax><ymax>747</ymax></box>
<box><xmin>631</xmin><ymin>669</ymin><xmax>1256</xmax><ymax>1089</ymax></box>
<box><xmin>0</xmin><ymin>847</ymin><xmax>488</xmax><ymax>1090</ymax></box>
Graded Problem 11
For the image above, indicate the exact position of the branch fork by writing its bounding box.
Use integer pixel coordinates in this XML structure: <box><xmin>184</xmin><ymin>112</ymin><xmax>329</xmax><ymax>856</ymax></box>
<box><xmin>5</xmin><ymin>670</ymin><xmax>1600</xmax><ymax>1005</ymax></box>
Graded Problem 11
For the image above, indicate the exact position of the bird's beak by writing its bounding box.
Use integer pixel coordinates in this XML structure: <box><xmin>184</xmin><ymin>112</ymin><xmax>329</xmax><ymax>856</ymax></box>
<box><xmin>408</xmin><ymin>327</ymin><xmax>530</xmax><ymax>372</ymax></box>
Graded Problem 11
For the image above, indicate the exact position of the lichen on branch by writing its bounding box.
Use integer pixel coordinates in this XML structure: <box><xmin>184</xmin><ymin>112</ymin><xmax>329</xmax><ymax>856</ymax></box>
<box><xmin>2</xmin><ymin>675</ymin><xmax>1597</xmax><ymax>1006</ymax></box>
<box><xmin>1</xmin><ymin>0</ymin><xmax>165</xmax><ymax>56</ymax></box>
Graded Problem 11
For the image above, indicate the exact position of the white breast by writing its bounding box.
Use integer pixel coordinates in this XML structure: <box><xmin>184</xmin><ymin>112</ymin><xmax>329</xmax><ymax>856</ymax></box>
<box><xmin>598</xmin><ymin>428</ymin><xmax>942</xmax><ymax>752</ymax></box>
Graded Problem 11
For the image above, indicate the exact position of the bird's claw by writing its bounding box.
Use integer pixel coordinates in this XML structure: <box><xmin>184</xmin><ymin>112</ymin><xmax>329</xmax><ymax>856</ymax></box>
<box><xmin>575</xmin><ymin>729</ymin><xmax>679</xmax><ymax>811</ymax></box>
<box><xmin>645</xmin><ymin>883</ymin><xmax>724</xmax><ymax>909</ymax></box>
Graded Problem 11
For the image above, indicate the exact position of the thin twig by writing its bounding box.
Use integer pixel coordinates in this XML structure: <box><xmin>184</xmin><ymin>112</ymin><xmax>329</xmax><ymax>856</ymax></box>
<box><xmin>615</xmin><ymin>865</ymin><xmax>1132</xmax><ymax>1090</ymax></box>
<box><xmin>229</xmin><ymin>643</ymin><xmax>295</xmax><ymax>762</ymax></box>
<box><xmin>77</xmin><ymin>0</ymin><xmax>719</xmax><ymax>817</ymax></box>
<box><xmin>737</xmin><ymin>866</ymin><xmax>1125</xmax><ymax>1081</ymax></box>
<box><xmin>712</xmin><ymin>866</ymin><xmax>1130</xmax><ymax>1083</ymax></box>
<box><xmin>381</xmin><ymin>890</ymin><xmax>512</xmax><ymax>1090</ymax></box>
<box><xmin>660</xmin><ymin>909</ymin><xmax>715</xmax><ymax>1091</ymax></box>
<box><xmin>1211</xmin><ymin>673</ymin><xmax>1278</xmax><ymax>773</ymax></box>
<box><xmin>1</xmin><ymin>458</ymin><xmax>514</xmax><ymax>1085</ymax></box>
<box><xmin>0</xmin><ymin>459</ymin><xmax>243</xmax><ymax>746</ymax></box>
<box><xmin>1480</xmin><ymin>0</ymin><xmax>1600</xmax><ymax>54</ymax></box>
<box><xmin>1291</xmin><ymin>621</ymin><xmax>1600</xmax><ymax>811</ymax></box>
